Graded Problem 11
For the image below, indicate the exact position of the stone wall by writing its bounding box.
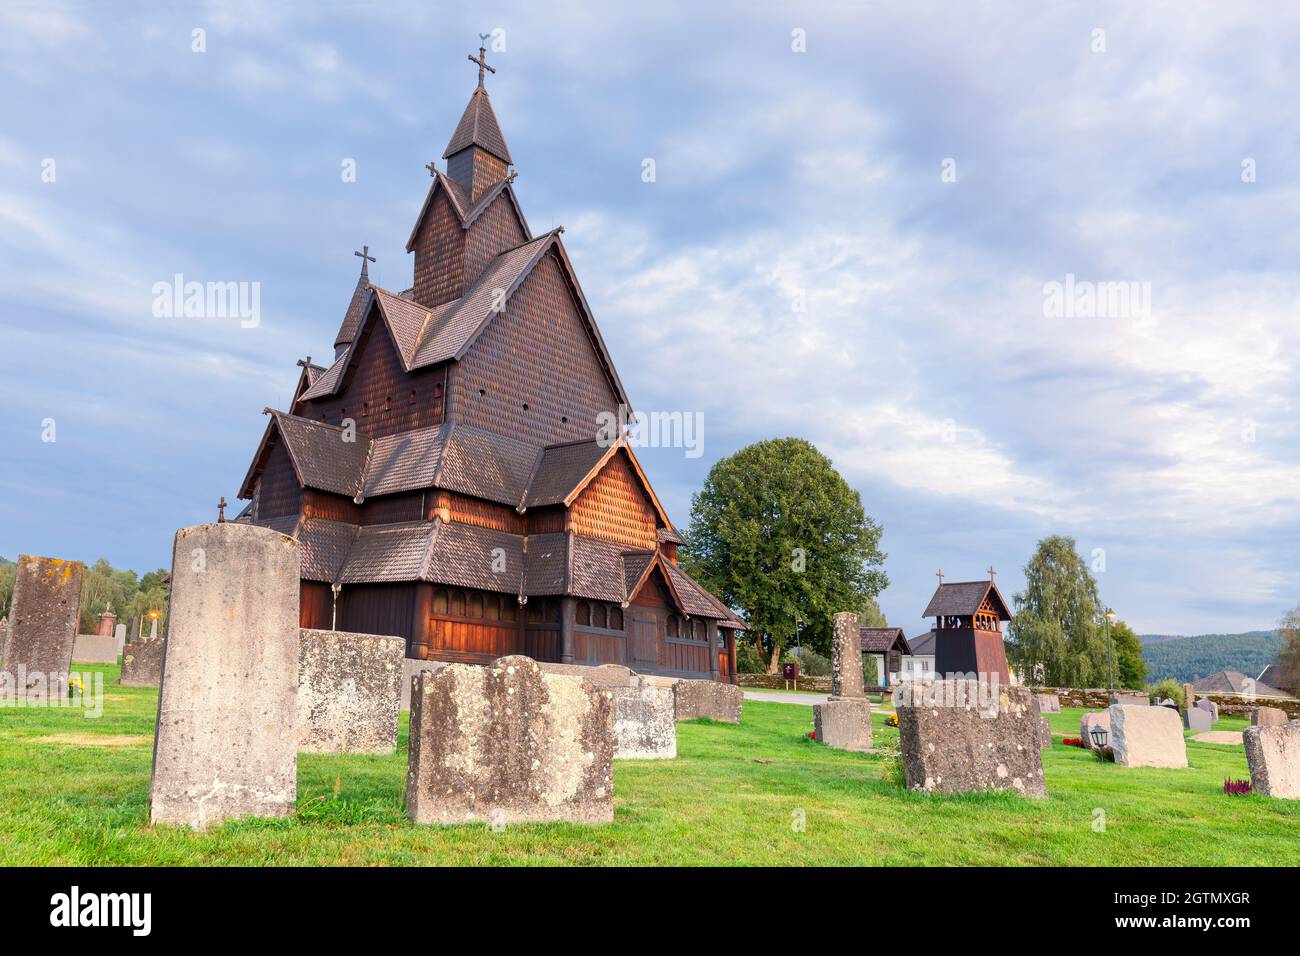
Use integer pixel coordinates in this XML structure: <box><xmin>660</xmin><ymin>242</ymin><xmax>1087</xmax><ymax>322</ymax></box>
<box><xmin>738</xmin><ymin>673</ymin><xmax>888</xmax><ymax>694</ymax></box>
<box><xmin>72</xmin><ymin>633</ymin><xmax>119</xmax><ymax>664</ymax></box>
<box><xmin>1026</xmin><ymin>686</ymin><xmax>1299</xmax><ymax>719</ymax></box>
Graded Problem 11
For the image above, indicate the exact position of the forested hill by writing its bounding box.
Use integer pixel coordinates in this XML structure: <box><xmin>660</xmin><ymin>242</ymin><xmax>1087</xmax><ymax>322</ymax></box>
<box><xmin>1139</xmin><ymin>630</ymin><xmax>1279</xmax><ymax>683</ymax></box>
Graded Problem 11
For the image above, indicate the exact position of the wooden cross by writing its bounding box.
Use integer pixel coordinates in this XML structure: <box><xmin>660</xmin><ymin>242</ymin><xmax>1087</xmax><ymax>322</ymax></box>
<box><xmin>469</xmin><ymin>39</ymin><xmax>495</xmax><ymax>89</ymax></box>
<box><xmin>988</xmin><ymin>565</ymin><xmax>997</xmax><ymax>581</ymax></box>
<box><xmin>936</xmin><ymin>569</ymin><xmax>944</xmax><ymax>585</ymax></box>
<box><xmin>217</xmin><ymin>496</ymin><xmax>227</xmax><ymax>523</ymax></box>
<box><xmin>425</xmin><ymin>161</ymin><xmax>438</xmax><ymax>177</ymax></box>
<box><xmin>354</xmin><ymin>245</ymin><xmax>375</xmax><ymax>277</ymax></box>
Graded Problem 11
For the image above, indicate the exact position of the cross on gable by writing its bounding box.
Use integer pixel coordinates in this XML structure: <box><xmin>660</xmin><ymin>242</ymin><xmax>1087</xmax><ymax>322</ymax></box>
<box><xmin>469</xmin><ymin>37</ymin><xmax>496</xmax><ymax>89</ymax></box>
<box><xmin>354</xmin><ymin>244</ymin><xmax>376</xmax><ymax>276</ymax></box>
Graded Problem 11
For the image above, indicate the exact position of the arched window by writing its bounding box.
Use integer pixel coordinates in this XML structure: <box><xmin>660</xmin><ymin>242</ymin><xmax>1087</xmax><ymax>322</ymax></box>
<box><xmin>526</xmin><ymin>601</ymin><xmax>541</xmax><ymax>624</ymax></box>
<box><xmin>449</xmin><ymin>590</ymin><xmax>465</xmax><ymax>617</ymax></box>
<box><xmin>545</xmin><ymin>600</ymin><xmax>560</xmax><ymax>624</ymax></box>
<box><xmin>609</xmin><ymin>607</ymin><xmax>623</xmax><ymax>631</ymax></box>
<box><xmin>432</xmin><ymin>589</ymin><xmax>448</xmax><ymax>615</ymax></box>
<box><xmin>666</xmin><ymin>616</ymin><xmax>678</xmax><ymax>638</ymax></box>
<box><xmin>576</xmin><ymin>602</ymin><xmax>590</xmax><ymax>626</ymax></box>
<box><xmin>484</xmin><ymin>595</ymin><xmax>500</xmax><ymax>621</ymax></box>
<box><xmin>592</xmin><ymin>604</ymin><xmax>607</xmax><ymax>629</ymax></box>
<box><xmin>467</xmin><ymin>592</ymin><xmax>483</xmax><ymax>619</ymax></box>
<box><xmin>502</xmin><ymin>600</ymin><xmax>517</xmax><ymax>623</ymax></box>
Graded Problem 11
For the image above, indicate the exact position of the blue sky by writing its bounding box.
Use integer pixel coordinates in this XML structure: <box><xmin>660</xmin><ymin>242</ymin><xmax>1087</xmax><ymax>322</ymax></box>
<box><xmin>2</xmin><ymin>1</ymin><xmax>1297</xmax><ymax>636</ymax></box>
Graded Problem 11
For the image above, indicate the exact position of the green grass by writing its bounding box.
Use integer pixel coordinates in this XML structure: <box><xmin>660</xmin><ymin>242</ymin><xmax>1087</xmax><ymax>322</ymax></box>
<box><xmin>0</xmin><ymin>663</ymin><xmax>1293</xmax><ymax>865</ymax></box>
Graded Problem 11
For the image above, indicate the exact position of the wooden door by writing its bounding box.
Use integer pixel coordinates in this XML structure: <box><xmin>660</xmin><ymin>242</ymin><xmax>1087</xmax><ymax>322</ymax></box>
<box><xmin>630</xmin><ymin>608</ymin><xmax>658</xmax><ymax>670</ymax></box>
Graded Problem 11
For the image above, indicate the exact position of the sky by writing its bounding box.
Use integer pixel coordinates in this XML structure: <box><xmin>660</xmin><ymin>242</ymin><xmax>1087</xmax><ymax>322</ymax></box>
<box><xmin>1</xmin><ymin>1</ymin><xmax>1297</xmax><ymax>637</ymax></box>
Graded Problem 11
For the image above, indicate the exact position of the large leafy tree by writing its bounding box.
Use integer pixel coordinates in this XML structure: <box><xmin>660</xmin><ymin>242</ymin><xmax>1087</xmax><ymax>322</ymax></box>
<box><xmin>1109</xmin><ymin>619</ymin><xmax>1148</xmax><ymax>690</ymax></box>
<box><xmin>681</xmin><ymin>438</ymin><xmax>887</xmax><ymax>668</ymax></box>
<box><xmin>1007</xmin><ymin>535</ymin><xmax>1109</xmax><ymax>686</ymax></box>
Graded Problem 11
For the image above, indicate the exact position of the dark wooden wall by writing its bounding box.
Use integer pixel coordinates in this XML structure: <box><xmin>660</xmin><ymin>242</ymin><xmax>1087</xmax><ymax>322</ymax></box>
<box><xmin>447</xmin><ymin>252</ymin><xmax>620</xmax><ymax>448</ymax></box>
<box><xmin>256</xmin><ymin>442</ymin><xmax>302</xmax><ymax>519</ymax></box>
<box><xmin>304</xmin><ymin>321</ymin><xmax>446</xmax><ymax>437</ymax></box>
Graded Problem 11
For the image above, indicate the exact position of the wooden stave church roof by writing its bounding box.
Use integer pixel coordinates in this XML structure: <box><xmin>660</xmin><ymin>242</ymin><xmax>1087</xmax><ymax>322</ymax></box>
<box><xmin>235</xmin><ymin>69</ymin><xmax>745</xmax><ymax>631</ymax></box>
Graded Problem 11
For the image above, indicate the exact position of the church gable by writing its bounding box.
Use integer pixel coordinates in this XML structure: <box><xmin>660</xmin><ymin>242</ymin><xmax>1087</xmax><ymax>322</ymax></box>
<box><xmin>569</xmin><ymin>449</ymin><xmax>659</xmax><ymax>551</ymax></box>
<box><xmin>303</xmin><ymin>308</ymin><xmax>446</xmax><ymax>438</ymax></box>
<box><xmin>411</xmin><ymin>188</ymin><xmax>467</xmax><ymax>307</ymax></box>
<box><xmin>463</xmin><ymin>191</ymin><xmax>528</xmax><ymax>288</ymax></box>
<box><xmin>447</xmin><ymin>251</ymin><xmax>621</xmax><ymax>447</ymax></box>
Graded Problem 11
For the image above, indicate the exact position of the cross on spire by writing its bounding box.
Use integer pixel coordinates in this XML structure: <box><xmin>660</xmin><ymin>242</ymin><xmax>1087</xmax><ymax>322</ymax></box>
<box><xmin>354</xmin><ymin>244</ymin><xmax>376</xmax><ymax>277</ymax></box>
<box><xmin>469</xmin><ymin>36</ymin><xmax>496</xmax><ymax>89</ymax></box>
<box><xmin>936</xmin><ymin>569</ymin><xmax>944</xmax><ymax>585</ymax></box>
<box><xmin>217</xmin><ymin>496</ymin><xmax>227</xmax><ymax>523</ymax></box>
<box><xmin>988</xmin><ymin>565</ymin><xmax>997</xmax><ymax>581</ymax></box>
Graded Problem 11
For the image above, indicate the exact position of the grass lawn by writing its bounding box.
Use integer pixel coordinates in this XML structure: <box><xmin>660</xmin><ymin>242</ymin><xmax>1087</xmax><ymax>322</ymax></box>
<box><xmin>0</xmin><ymin>663</ymin><xmax>1294</xmax><ymax>865</ymax></box>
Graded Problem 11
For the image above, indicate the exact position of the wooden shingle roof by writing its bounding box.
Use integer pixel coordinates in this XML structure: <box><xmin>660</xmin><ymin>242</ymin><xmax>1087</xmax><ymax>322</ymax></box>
<box><xmin>1192</xmin><ymin>669</ymin><xmax>1293</xmax><ymax>698</ymax></box>
<box><xmin>859</xmin><ymin>627</ymin><xmax>909</xmax><ymax>654</ymax></box>
<box><xmin>921</xmin><ymin>580</ymin><xmax>1012</xmax><ymax>620</ymax></box>
<box><xmin>443</xmin><ymin>86</ymin><xmax>512</xmax><ymax>164</ymax></box>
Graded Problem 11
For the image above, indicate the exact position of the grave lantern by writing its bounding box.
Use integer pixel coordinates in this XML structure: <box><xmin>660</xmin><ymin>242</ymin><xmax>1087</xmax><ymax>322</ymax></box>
<box><xmin>1089</xmin><ymin>725</ymin><xmax>1109</xmax><ymax>749</ymax></box>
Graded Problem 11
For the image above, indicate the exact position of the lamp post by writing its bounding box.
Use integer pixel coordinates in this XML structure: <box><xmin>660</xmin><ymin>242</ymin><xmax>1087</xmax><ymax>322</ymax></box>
<box><xmin>1104</xmin><ymin>608</ymin><xmax>1116</xmax><ymax>691</ymax></box>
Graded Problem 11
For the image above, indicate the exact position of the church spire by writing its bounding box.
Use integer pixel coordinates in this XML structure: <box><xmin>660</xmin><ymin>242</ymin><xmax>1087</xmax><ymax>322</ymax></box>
<box><xmin>441</xmin><ymin>38</ymin><xmax>512</xmax><ymax>202</ymax></box>
<box><xmin>333</xmin><ymin>246</ymin><xmax>376</xmax><ymax>359</ymax></box>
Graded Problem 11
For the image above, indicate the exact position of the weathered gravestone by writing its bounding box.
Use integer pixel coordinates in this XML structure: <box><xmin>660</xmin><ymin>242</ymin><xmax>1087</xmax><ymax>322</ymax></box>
<box><xmin>406</xmin><ymin>655</ymin><xmax>613</xmax><ymax>824</ymax></box>
<box><xmin>72</xmin><ymin>633</ymin><xmax>118</xmax><ymax>664</ymax></box>
<box><xmin>1081</xmin><ymin>710</ymin><xmax>1111</xmax><ymax>749</ymax></box>
<box><xmin>1038</xmin><ymin>716</ymin><xmax>1053</xmax><ymax>749</ymax></box>
<box><xmin>296</xmin><ymin>629</ymin><xmax>404</xmax><ymax>754</ymax></box>
<box><xmin>114</xmin><ymin>622</ymin><xmax>127</xmax><ymax>654</ymax></box>
<box><xmin>400</xmin><ymin>658</ymin><xmax>444</xmax><ymax>710</ymax></box>
<box><xmin>538</xmin><ymin>663</ymin><xmax>676</xmax><ymax>759</ymax></box>
<box><xmin>896</xmin><ymin>681</ymin><xmax>1047</xmax><ymax>797</ymax></box>
<box><xmin>149</xmin><ymin>523</ymin><xmax>300</xmax><ymax>830</ymax></box>
<box><xmin>812</xmin><ymin>611</ymin><xmax>873</xmax><ymax>751</ymax></box>
<box><xmin>1252</xmin><ymin>706</ymin><xmax>1288</xmax><ymax>727</ymax></box>
<box><xmin>1108</xmin><ymin>704</ymin><xmax>1187</xmax><ymax>768</ymax></box>
<box><xmin>120</xmin><ymin>638</ymin><xmax>165</xmax><ymax>686</ymax></box>
<box><xmin>1109</xmin><ymin>691</ymin><xmax>1148</xmax><ymax>707</ymax></box>
<box><xmin>1195</xmin><ymin>697</ymin><xmax>1219</xmax><ymax>721</ymax></box>
<box><xmin>1</xmin><ymin>555</ymin><xmax>84</xmax><ymax>701</ymax></box>
<box><xmin>1184</xmin><ymin>706</ymin><xmax>1212</xmax><ymax>732</ymax></box>
<box><xmin>1035</xmin><ymin>693</ymin><xmax>1061</xmax><ymax>714</ymax></box>
<box><xmin>1243</xmin><ymin>719</ymin><xmax>1300</xmax><ymax>799</ymax></box>
<box><xmin>674</xmin><ymin>678</ymin><xmax>742</xmax><ymax>723</ymax></box>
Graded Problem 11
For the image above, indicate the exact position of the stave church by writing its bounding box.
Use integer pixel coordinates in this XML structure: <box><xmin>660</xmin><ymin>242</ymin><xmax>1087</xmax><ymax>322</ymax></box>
<box><xmin>234</xmin><ymin>45</ymin><xmax>744</xmax><ymax>683</ymax></box>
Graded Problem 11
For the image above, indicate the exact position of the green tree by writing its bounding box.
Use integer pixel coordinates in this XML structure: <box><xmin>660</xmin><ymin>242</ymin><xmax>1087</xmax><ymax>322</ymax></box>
<box><xmin>0</xmin><ymin>558</ymin><xmax>15</xmax><ymax>619</ymax></box>
<box><xmin>1007</xmin><ymin>535</ymin><xmax>1108</xmax><ymax>686</ymax></box>
<box><xmin>682</xmin><ymin>438</ymin><xmax>887</xmax><ymax>671</ymax></box>
<box><xmin>1109</xmin><ymin>619</ymin><xmax>1147</xmax><ymax>689</ymax></box>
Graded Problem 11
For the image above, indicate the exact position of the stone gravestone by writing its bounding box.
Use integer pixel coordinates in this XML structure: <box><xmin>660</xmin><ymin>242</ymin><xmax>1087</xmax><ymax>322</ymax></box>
<box><xmin>406</xmin><ymin>655</ymin><xmax>613</xmax><ymax>825</ymax></box>
<box><xmin>1195</xmin><ymin>697</ymin><xmax>1219</xmax><ymax>721</ymax></box>
<box><xmin>1081</xmin><ymin>710</ymin><xmax>1111</xmax><ymax>749</ymax></box>
<box><xmin>1184</xmin><ymin>706</ymin><xmax>1212</xmax><ymax>732</ymax></box>
<box><xmin>896</xmin><ymin>681</ymin><xmax>1047</xmax><ymax>797</ymax></box>
<box><xmin>539</xmin><ymin>663</ymin><xmax>676</xmax><ymax>759</ymax></box>
<box><xmin>812</xmin><ymin>612</ymin><xmax>873</xmax><ymax>751</ymax></box>
<box><xmin>148</xmin><ymin>617</ymin><xmax>159</xmax><ymax>641</ymax></box>
<box><xmin>120</xmin><ymin>637</ymin><xmax>165</xmax><ymax>686</ymax></box>
<box><xmin>149</xmin><ymin>523</ymin><xmax>300</xmax><ymax>830</ymax></box>
<box><xmin>1108</xmin><ymin>704</ymin><xmax>1187</xmax><ymax>768</ymax></box>
<box><xmin>1035</xmin><ymin>693</ymin><xmax>1061</xmax><ymax>714</ymax></box>
<box><xmin>673</xmin><ymin>678</ymin><xmax>742</xmax><ymax>723</ymax></box>
<box><xmin>72</xmin><ymin>633</ymin><xmax>118</xmax><ymax>664</ymax></box>
<box><xmin>296</xmin><ymin>629</ymin><xmax>404</xmax><ymax>754</ymax></box>
<box><xmin>1038</xmin><ymin>716</ymin><xmax>1053</xmax><ymax>750</ymax></box>
<box><xmin>114</xmin><ymin>622</ymin><xmax>127</xmax><ymax>654</ymax></box>
<box><xmin>1253</xmin><ymin>706</ymin><xmax>1288</xmax><ymax>727</ymax></box>
<box><xmin>1</xmin><ymin>555</ymin><xmax>84</xmax><ymax>701</ymax></box>
<box><xmin>1109</xmin><ymin>691</ymin><xmax>1147</xmax><ymax>707</ymax></box>
<box><xmin>1243</xmin><ymin>719</ymin><xmax>1300</xmax><ymax>799</ymax></box>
